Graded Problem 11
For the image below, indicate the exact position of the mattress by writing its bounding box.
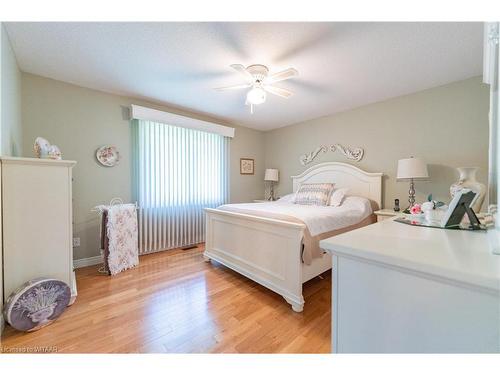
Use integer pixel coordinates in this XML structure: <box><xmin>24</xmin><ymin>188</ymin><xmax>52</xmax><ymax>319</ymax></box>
<box><xmin>217</xmin><ymin>196</ymin><xmax>373</xmax><ymax>236</ymax></box>
<box><xmin>217</xmin><ymin>196</ymin><xmax>374</xmax><ymax>264</ymax></box>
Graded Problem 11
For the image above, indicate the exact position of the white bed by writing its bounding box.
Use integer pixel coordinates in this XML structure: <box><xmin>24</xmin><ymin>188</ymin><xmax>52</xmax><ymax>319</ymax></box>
<box><xmin>204</xmin><ymin>162</ymin><xmax>383</xmax><ymax>312</ymax></box>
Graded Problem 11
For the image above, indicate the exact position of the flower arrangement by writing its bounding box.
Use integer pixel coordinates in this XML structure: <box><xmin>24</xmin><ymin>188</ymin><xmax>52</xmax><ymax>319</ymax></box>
<box><xmin>421</xmin><ymin>194</ymin><xmax>445</xmax><ymax>211</ymax></box>
<box><xmin>408</xmin><ymin>195</ymin><xmax>445</xmax><ymax>216</ymax></box>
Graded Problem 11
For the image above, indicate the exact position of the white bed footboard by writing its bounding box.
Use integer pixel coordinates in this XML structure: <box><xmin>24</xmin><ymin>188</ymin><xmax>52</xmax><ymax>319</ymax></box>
<box><xmin>204</xmin><ymin>208</ymin><xmax>307</xmax><ymax>312</ymax></box>
<box><xmin>203</xmin><ymin>162</ymin><xmax>382</xmax><ymax>312</ymax></box>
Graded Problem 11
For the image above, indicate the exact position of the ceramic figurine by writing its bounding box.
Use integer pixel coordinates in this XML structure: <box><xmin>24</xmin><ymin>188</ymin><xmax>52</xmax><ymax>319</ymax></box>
<box><xmin>421</xmin><ymin>194</ymin><xmax>447</xmax><ymax>222</ymax></box>
<box><xmin>48</xmin><ymin>145</ymin><xmax>62</xmax><ymax>160</ymax></box>
<box><xmin>33</xmin><ymin>137</ymin><xmax>51</xmax><ymax>158</ymax></box>
<box><xmin>34</xmin><ymin>137</ymin><xmax>63</xmax><ymax>160</ymax></box>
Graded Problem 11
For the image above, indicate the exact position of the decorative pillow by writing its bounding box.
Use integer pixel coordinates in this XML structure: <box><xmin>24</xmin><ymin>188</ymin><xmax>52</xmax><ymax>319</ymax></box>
<box><xmin>329</xmin><ymin>187</ymin><xmax>350</xmax><ymax>207</ymax></box>
<box><xmin>294</xmin><ymin>183</ymin><xmax>335</xmax><ymax>206</ymax></box>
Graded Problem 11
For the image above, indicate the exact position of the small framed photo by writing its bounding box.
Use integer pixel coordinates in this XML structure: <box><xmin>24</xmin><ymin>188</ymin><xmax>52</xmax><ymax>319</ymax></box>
<box><xmin>240</xmin><ymin>158</ymin><xmax>255</xmax><ymax>175</ymax></box>
<box><xmin>440</xmin><ymin>189</ymin><xmax>480</xmax><ymax>229</ymax></box>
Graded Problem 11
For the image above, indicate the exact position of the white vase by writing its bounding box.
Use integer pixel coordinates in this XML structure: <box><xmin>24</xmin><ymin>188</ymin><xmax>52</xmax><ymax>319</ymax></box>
<box><xmin>449</xmin><ymin>167</ymin><xmax>486</xmax><ymax>213</ymax></box>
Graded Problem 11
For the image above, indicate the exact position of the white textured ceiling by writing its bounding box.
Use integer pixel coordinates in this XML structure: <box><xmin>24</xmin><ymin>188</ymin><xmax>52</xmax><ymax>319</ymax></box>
<box><xmin>5</xmin><ymin>22</ymin><xmax>483</xmax><ymax>131</ymax></box>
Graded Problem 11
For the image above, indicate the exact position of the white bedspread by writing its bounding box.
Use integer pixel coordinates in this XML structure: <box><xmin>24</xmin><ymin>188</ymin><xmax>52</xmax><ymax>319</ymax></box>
<box><xmin>217</xmin><ymin>196</ymin><xmax>372</xmax><ymax>237</ymax></box>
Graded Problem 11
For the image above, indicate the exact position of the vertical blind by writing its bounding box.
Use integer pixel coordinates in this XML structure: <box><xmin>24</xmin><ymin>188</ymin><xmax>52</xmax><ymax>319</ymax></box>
<box><xmin>132</xmin><ymin>119</ymin><xmax>229</xmax><ymax>254</ymax></box>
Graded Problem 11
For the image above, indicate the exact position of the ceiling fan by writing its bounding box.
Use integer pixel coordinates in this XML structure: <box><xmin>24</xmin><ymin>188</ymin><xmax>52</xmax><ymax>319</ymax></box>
<box><xmin>214</xmin><ymin>64</ymin><xmax>298</xmax><ymax>114</ymax></box>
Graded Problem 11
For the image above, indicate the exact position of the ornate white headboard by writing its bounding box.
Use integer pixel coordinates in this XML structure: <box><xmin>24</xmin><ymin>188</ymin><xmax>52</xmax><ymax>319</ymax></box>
<box><xmin>291</xmin><ymin>162</ymin><xmax>383</xmax><ymax>209</ymax></box>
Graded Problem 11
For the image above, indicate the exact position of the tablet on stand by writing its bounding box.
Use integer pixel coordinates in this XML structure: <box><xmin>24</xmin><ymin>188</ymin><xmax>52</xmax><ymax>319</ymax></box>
<box><xmin>440</xmin><ymin>189</ymin><xmax>481</xmax><ymax>230</ymax></box>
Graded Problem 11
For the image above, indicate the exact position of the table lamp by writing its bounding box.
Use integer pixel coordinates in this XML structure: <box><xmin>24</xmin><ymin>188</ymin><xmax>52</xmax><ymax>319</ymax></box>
<box><xmin>397</xmin><ymin>157</ymin><xmax>429</xmax><ymax>212</ymax></box>
<box><xmin>264</xmin><ymin>168</ymin><xmax>279</xmax><ymax>201</ymax></box>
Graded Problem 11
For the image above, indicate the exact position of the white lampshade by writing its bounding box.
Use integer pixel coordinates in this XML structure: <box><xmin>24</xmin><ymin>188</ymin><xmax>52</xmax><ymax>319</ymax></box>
<box><xmin>397</xmin><ymin>157</ymin><xmax>429</xmax><ymax>180</ymax></box>
<box><xmin>264</xmin><ymin>168</ymin><xmax>279</xmax><ymax>182</ymax></box>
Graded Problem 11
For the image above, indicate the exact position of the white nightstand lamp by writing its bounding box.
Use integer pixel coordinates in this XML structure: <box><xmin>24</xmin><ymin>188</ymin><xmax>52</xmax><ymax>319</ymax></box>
<box><xmin>397</xmin><ymin>157</ymin><xmax>429</xmax><ymax>212</ymax></box>
<box><xmin>264</xmin><ymin>168</ymin><xmax>279</xmax><ymax>201</ymax></box>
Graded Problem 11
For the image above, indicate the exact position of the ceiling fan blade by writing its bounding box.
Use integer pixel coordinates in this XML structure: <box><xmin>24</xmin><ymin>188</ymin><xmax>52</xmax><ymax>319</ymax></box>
<box><xmin>214</xmin><ymin>83</ymin><xmax>251</xmax><ymax>91</ymax></box>
<box><xmin>263</xmin><ymin>85</ymin><xmax>293</xmax><ymax>99</ymax></box>
<box><xmin>265</xmin><ymin>68</ymin><xmax>298</xmax><ymax>84</ymax></box>
<box><xmin>230</xmin><ymin>64</ymin><xmax>254</xmax><ymax>83</ymax></box>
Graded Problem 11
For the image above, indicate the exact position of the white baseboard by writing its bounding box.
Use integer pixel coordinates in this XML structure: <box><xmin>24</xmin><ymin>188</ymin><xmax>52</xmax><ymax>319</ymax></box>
<box><xmin>73</xmin><ymin>255</ymin><xmax>103</xmax><ymax>269</ymax></box>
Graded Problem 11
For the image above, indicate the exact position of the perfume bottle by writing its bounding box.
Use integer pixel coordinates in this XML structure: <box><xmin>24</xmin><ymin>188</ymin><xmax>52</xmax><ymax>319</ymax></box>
<box><xmin>394</xmin><ymin>199</ymin><xmax>400</xmax><ymax>212</ymax></box>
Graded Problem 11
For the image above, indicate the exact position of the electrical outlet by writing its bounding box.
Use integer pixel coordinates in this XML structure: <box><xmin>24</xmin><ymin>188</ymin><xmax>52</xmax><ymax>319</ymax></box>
<box><xmin>73</xmin><ymin>237</ymin><xmax>81</xmax><ymax>247</ymax></box>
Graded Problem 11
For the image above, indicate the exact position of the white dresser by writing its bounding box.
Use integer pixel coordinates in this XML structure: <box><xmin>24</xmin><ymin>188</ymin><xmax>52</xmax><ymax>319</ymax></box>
<box><xmin>1</xmin><ymin>157</ymin><xmax>77</xmax><ymax>304</ymax></box>
<box><xmin>320</xmin><ymin>219</ymin><xmax>500</xmax><ymax>353</ymax></box>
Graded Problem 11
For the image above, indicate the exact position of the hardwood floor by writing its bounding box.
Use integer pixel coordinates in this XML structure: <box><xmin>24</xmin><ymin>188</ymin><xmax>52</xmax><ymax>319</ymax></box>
<box><xmin>1</xmin><ymin>245</ymin><xmax>331</xmax><ymax>353</ymax></box>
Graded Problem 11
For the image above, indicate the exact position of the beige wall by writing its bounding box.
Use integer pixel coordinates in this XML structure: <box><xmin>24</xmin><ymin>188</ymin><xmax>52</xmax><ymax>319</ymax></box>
<box><xmin>21</xmin><ymin>73</ymin><xmax>264</xmax><ymax>260</ymax></box>
<box><xmin>265</xmin><ymin>77</ymin><xmax>490</xmax><ymax>210</ymax></box>
<box><xmin>20</xmin><ymin>73</ymin><xmax>489</xmax><ymax>262</ymax></box>
<box><xmin>1</xmin><ymin>24</ymin><xmax>22</xmax><ymax>157</ymax></box>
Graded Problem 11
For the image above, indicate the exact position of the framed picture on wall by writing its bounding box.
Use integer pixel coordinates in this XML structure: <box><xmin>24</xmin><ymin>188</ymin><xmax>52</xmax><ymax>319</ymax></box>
<box><xmin>240</xmin><ymin>158</ymin><xmax>255</xmax><ymax>175</ymax></box>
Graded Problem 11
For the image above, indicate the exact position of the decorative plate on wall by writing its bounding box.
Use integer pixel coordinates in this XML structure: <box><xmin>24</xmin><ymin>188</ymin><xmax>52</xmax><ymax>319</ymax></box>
<box><xmin>3</xmin><ymin>278</ymin><xmax>71</xmax><ymax>332</ymax></box>
<box><xmin>96</xmin><ymin>145</ymin><xmax>120</xmax><ymax>167</ymax></box>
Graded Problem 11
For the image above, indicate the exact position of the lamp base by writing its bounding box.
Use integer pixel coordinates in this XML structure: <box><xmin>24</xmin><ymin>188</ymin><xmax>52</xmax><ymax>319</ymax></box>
<box><xmin>403</xmin><ymin>178</ymin><xmax>416</xmax><ymax>213</ymax></box>
<box><xmin>266</xmin><ymin>182</ymin><xmax>276</xmax><ymax>201</ymax></box>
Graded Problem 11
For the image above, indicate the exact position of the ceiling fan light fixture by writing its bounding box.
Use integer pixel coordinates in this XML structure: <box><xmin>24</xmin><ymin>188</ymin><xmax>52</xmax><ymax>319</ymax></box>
<box><xmin>246</xmin><ymin>86</ymin><xmax>266</xmax><ymax>105</ymax></box>
<box><xmin>215</xmin><ymin>64</ymin><xmax>297</xmax><ymax>112</ymax></box>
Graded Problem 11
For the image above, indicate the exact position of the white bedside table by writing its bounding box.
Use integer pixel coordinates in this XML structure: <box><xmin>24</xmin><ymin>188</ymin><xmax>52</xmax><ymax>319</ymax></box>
<box><xmin>374</xmin><ymin>209</ymin><xmax>405</xmax><ymax>222</ymax></box>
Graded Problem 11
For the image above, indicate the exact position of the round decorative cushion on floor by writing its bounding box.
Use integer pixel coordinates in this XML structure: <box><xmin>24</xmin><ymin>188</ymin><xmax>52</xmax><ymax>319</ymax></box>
<box><xmin>3</xmin><ymin>278</ymin><xmax>71</xmax><ymax>332</ymax></box>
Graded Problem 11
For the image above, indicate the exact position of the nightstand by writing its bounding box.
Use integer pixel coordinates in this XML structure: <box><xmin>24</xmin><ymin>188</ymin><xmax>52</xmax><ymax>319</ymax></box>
<box><xmin>374</xmin><ymin>209</ymin><xmax>404</xmax><ymax>222</ymax></box>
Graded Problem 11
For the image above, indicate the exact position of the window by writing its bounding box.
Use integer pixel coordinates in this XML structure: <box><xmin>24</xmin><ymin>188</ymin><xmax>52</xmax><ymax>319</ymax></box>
<box><xmin>132</xmin><ymin>119</ymin><xmax>229</xmax><ymax>254</ymax></box>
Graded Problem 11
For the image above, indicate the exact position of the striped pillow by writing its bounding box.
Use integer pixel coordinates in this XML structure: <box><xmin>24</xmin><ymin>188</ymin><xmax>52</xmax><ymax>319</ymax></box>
<box><xmin>294</xmin><ymin>183</ymin><xmax>335</xmax><ymax>206</ymax></box>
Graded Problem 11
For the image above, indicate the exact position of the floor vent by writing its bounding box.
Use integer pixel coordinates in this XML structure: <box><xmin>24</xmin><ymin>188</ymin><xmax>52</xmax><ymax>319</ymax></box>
<box><xmin>181</xmin><ymin>244</ymin><xmax>198</xmax><ymax>250</ymax></box>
